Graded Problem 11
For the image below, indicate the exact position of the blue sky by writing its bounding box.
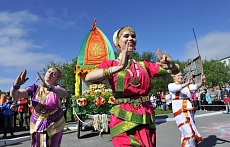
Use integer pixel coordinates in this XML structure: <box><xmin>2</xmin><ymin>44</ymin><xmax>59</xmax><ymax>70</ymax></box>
<box><xmin>0</xmin><ymin>0</ymin><xmax>230</xmax><ymax>92</ymax></box>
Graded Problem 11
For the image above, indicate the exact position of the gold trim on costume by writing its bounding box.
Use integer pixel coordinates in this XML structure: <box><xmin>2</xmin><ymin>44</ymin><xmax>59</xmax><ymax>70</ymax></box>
<box><xmin>34</xmin><ymin>108</ymin><xmax>59</xmax><ymax>120</ymax></box>
<box><xmin>47</xmin><ymin>116</ymin><xmax>66</xmax><ymax>136</ymax></box>
<box><xmin>113</xmin><ymin>96</ymin><xmax>150</xmax><ymax>109</ymax></box>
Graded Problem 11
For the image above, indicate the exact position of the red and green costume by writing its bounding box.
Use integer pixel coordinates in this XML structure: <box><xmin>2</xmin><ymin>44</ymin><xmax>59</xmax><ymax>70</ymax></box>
<box><xmin>97</xmin><ymin>59</ymin><xmax>168</xmax><ymax>147</ymax></box>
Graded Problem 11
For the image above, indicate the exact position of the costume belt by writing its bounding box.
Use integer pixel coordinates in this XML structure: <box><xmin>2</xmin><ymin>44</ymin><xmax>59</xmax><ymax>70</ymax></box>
<box><xmin>113</xmin><ymin>96</ymin><xmax>150</xmax><ymax>109</ymax></box>
<box><xmin>34</xmin><ymin>108</ymin><xmax>60</xmax><ymax>120</ymax></box>
<box><xmin>173</xmin><ymin>98</ymin><xmax>189</xmax><ymax>100</ymax></box>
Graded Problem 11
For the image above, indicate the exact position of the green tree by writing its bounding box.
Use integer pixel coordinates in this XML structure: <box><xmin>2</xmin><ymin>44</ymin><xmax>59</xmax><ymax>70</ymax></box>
<box><xmin>60</xmin><ymin>57</ymin><xmax>77</xmax><ymax>94</ymax></box>
<box><xmin>131</xmin><ymin>51</ymin><xmax>141</xmax><ymax>60</ymax></box>
<box><xmin>203</xmin><ymin>60</ymin><xmax>230</xmax><ymax>87</ymax></box>
<box><xmin>132</xmin><ymin>51</ymin><xmax>175</xmax><ymax>95</ymax></box>
<box><xmin>140</xmin><ymin>51</ymin><xmax>158</xmax><ymax>62</ymax></box>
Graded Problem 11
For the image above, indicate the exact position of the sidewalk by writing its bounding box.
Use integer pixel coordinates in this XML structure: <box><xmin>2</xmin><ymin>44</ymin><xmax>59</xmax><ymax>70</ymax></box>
<box><xmin>0</xmin><ymin>111</ymin><xmax>224</xmax><ymax>146</ymax></box>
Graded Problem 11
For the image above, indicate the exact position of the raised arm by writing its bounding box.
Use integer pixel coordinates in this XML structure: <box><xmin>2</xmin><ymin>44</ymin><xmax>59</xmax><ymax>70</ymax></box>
<box><xmin>168</xmin><ymin>75</ymin><xmax>194</xmax><ymax>92</ymax></box>
<box><xmin>10</xmin><ymin>70</ymin><xmax>30</xmax><ymax>99</ymax></box>
<box><xmin>36</xmin><ymin>72</ymin><xmax>68</xmax><ymax>98</ymax></box>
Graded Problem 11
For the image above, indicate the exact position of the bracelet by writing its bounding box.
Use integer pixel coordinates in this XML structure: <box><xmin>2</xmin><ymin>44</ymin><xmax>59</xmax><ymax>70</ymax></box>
<box><xmin>102</xmin><ymin>67</ymin><xmax>112</xmax><ymax>78</ymax></box>
<box><xmin>13</xmin><ymin>84</ymin><xmax>20</xmax><ymax>90</ymax></box>
<box><xmin>167</xmin><ymin>70</ymin><xmax>172</xmax><ymax>74</ymax></box>
<box><xmin>48</xmin><ymin>85</ymin><xmax>54</xmax><ymax>91</ymax></box>
<box><xmin>170</xmin><ymin>64</ymin><xmax>180</xmax><ymax>75</ymax></box>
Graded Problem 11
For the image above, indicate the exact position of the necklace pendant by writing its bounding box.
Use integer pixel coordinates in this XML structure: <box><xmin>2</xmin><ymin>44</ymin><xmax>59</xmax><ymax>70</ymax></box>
<box><xmin>130</xmin><ymin>77</ymin><xmax>140</xmax><ymax>87</ymax></box>
<box><xmin>41</xmin><ymin>109</ymin><xmax>46</xmax><ymax>114</ymax></box>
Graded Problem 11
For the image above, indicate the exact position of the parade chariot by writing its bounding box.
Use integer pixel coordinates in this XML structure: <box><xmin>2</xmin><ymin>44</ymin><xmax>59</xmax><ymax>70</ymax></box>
<box><xmin>72</xmin><ymin>20</ymin><xmax>116</xmax><ymax>138</ymax></box>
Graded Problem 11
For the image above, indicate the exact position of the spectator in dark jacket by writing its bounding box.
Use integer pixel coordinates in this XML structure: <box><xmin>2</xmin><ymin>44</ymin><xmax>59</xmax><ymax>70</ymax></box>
<box><xmin>0</xmin><ymin>94</ymin><xmax>7</xmax><ymax>132</ymax></box>
<box><xmin>156</xmin><ymin>91</ymin><xmax>162</xmax><ymax>108</ymax></box>
<box><xmin>0</xmin><ymin>96</ymin><xmax>16</xmax><ymax>138</ymax></box>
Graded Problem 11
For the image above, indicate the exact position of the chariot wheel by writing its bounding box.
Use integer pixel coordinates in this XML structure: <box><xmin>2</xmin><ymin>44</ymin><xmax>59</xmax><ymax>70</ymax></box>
<box><xmin>77</xmin><ymin>114</ymin><xmax>82</xmax><ymax>138</ymax></box>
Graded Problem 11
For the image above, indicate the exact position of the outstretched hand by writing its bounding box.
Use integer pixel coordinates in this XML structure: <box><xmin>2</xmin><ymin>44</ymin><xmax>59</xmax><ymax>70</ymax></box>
<box><xmin>36</xmin><ymin>72</ymin><xmax>48</xmax><ymax>88</ymax></box>
<box><xmin>156</xmin><ymin>49</ymin><xmax>175</xmax><ymax>70</ymax></box>
<box><xmin>14</xmin><ymin>69</ymin><xmax>29</xmax><ymax>86</ymax></box>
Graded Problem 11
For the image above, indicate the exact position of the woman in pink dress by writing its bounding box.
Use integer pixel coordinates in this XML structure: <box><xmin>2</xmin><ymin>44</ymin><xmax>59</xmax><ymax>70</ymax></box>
<box><xmin>10</xmin><ymin>67</ymin><xmax>68</xmax><ymax>147</ymax></box>
<box><xmin>85</xmin><ymin>26</ymin><xmax>179</xmax><ymax>147</ymax></box>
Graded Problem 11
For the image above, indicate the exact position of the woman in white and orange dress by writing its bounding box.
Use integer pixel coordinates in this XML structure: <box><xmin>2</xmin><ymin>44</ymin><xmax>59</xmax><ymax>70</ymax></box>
<box><xmin>168</xmin><ymin>70</ymin><xmax>206</xmax><ymax>147</ymax></box>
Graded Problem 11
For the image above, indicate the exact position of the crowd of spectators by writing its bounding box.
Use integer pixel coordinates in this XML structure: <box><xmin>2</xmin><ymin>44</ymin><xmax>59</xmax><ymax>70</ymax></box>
<box><xmin>150</xmin><ymin>91</ymin><xmax>172</xmax><ymax>111</ymax></box>
<box><xmin>149</xmin><ymin>84</ymin><xmax>230</xmax><ymax>113</ymax></box>
<box><xmin>197</xmin><ymin>84</ymin><xmax>230</xmax><ymax>113</ymax></box>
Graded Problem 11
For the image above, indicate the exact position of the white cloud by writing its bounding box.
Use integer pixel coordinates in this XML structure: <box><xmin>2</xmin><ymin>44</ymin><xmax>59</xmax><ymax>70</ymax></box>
<box><xmin>0</xmin><ymin>11</ymin><xmax>64</xmax><ymax>92</ymax></box>
<box><xmin>0</xmin><ymin>10</ymin><xmax>38</xmax><ymax>26</ymax></box>
<box><xmin>184</xmin><ymin>32</ymin><xmax>230</xmax><ymax>60</ymax></box>
<box><xmin>0</xmin><ymin>77</ymin><xmax>13</xmax><ymax>85</ymax></box>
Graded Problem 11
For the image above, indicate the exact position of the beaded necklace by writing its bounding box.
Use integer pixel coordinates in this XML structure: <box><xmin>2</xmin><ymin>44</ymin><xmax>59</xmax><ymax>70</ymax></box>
<box><xmin>35</xmin><ymin>86</ymin><xmax>50</xmax><ymax>113</ymax></box>
<box><xmin>127</xmin><ymin>60</ymin><xmax>140</xmax><ymax>87</ymax></box>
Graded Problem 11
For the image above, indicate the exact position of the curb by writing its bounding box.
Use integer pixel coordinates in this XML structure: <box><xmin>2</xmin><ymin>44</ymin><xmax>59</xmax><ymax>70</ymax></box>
<box><xmin>0</xmin><ymin>136</ymin><xmax>30</xmax><ymax>147</ymax></box>
<box><xmin>0</xmin><ymin>126</ymin><xmax>74</xmax><ymax>147</ymax></box>
<box><xmin>155</xmin><ymin>111</ymin><xmax>223</xmax><ymax>123</ymax></box>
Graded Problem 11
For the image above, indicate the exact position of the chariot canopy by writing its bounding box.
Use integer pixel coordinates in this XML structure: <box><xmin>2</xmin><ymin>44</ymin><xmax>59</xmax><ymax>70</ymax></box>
<box><xmin>74</xmin><ymin>19</ymin><xmax>115</xmax><ymax>96</ymax></box>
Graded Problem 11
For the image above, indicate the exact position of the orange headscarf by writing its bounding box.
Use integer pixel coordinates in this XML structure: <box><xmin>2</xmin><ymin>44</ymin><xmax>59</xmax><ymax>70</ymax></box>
<box><xmin>0</xmin><ymin>94</ymin><xmax>6</xmax><ymax>105</ymax></box>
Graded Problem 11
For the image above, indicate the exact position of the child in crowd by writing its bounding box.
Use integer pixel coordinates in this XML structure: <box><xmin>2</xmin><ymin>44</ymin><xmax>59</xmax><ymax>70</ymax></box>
<box><xmin>223</xmin><ymin>92</ymin><xmax>230</xmax><ymax>114</ymax></box>
<box><xmin>150</xmin><ymin>94</ymin><xmax>157</xmax><ymax>108</ymax></box>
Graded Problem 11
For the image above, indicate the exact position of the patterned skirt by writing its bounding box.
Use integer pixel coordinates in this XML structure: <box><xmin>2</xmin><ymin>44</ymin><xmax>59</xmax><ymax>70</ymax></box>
<box><xmin>109</xmin><ymin>101</ymin><xmax>156</xmax><ymax>147</ymax></box>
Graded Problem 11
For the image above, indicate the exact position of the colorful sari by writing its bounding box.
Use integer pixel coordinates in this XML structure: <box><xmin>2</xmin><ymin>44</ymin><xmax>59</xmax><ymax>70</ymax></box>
<box><xmin>98</xmin><ymin>59</ymin><xmax>168</xmax><ymax>147</ymax></box>
<box><xmin>27</xmin><ymin>84</ymin><xmax>66</xmax><ymax>147</ymax></box>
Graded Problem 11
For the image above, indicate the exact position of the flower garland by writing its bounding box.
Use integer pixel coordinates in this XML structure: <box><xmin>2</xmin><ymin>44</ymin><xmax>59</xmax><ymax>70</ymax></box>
<box><xmin>74</xmin><ymin>64</ymin><xmax>98</xmax><ymax>97</ymax></box>
<box><xmin>75</xmin><ymin>73</ymin><xmax>81</xmax><ymax>97</ymax></box>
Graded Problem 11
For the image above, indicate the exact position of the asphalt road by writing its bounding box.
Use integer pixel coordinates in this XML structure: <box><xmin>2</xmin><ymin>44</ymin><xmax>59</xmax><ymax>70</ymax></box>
<box><xmin>156</xmin><ymin>112</ymin><xmax>230</xmax><ymax>147</ymax></box>
<box><xmin>5</xmin><ymin>111</ymin><xmax>230</xmax><ymax>147</ymax></box>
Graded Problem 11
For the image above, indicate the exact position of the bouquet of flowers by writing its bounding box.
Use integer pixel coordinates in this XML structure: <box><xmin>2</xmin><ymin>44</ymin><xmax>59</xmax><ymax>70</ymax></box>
<box><xmin>72</xmin><ymin>84</ymin><xmax>115</xmax><ymax>114</ymax></box>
